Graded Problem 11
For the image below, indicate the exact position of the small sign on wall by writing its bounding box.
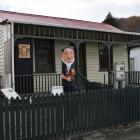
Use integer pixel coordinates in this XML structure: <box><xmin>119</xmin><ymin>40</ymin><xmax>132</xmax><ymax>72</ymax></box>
<box><xmin>19</xmin><ymin>44</ymin><xmax>30</xmax><ymax>58</ymax></box>
<box><xmin>51</xmin><ymin>86</ymin><xmax>63</xmax><ymax>96</ymax></box>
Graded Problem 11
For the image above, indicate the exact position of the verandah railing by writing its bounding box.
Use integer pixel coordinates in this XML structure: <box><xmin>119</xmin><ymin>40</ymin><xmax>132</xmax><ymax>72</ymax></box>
<box><xmin>109</xmin><ymin>71</ymin><xmax>140</xmax><ymax>86</ymax></box>
<box><xmin>14</xmin><ymin>71</ymin><xmax>140</xmax><ymax>95</ymax></box>
<box><xmin>15</xmin><ymin>73</ymin><xmax>61</xmax><ymax>94</ymax></box>
<box><xmin>1</xmin><ymin>87</ymin><xmax>140</xmax><ymax>140</ymax></box>
<box><xmin>14</xmin><ymin>72</ymin><xmax>93</xmax><ymax>95</ymax></box>
<box><xmin>126</xmin><ymin>71</ymin><xmax>140</xmax><ymax>85</ymax></box>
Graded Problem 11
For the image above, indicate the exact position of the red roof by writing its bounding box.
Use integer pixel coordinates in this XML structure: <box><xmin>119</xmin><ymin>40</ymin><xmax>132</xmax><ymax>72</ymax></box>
<box><xmin>0</xmin><ymin>10</ymin><xmax>123</xmax><ymax>33</ymax></box>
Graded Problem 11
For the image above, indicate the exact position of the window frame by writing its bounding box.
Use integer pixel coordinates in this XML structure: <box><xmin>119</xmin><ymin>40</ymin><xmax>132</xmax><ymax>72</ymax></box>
<box><xmin>98</xmin><ymin>42</ymin><xmax>113</xmax><ymax>71</ymax></box>
<box><xmin>35</xmin><ymin>39</ymin><xmax>55</xmax><ymax>73</ymax></box>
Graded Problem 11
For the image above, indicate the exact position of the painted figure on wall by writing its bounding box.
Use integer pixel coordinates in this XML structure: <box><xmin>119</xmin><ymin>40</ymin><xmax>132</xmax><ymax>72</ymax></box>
<box><xmin>61</xmin><ymin>46</ymin><xmax>76</xmax><ymax>92</ymax></box>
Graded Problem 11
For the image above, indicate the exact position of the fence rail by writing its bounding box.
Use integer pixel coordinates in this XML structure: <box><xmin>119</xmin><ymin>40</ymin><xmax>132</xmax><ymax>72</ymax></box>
<box><xmin>0</xmin><ymin>87</ymin><xmax>140</xmax><ymax>140</ymax></box>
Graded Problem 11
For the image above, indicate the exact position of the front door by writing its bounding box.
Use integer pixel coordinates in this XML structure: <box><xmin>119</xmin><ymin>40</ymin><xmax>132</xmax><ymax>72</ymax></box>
<box><xmin>14</xmin><ymin>38</ymin><xmax>33</xmax><ymax>94</ymax></box>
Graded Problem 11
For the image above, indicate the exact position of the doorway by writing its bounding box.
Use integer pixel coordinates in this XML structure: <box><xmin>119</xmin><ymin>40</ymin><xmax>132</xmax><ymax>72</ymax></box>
<box><xmin>14</xmin><ymin>38</ymin><xmax>33</xmax><ymax>94</ymax></box>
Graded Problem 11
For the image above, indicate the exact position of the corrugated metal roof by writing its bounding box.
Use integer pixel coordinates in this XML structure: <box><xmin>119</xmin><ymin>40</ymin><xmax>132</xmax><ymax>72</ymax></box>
<box><xmin>0</xmin><ymin>10</ymin><xmax>123</xmax><ymax>33</ymax></box>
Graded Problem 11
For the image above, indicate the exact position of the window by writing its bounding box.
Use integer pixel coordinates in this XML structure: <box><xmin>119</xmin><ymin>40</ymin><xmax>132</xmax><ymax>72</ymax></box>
<box><xmin>130</xmin><ymin>58</ymin><xmax>135</xmax><ymax>71</ymax></box>
<box><xmin>35</xmin><ymin>39</ymin><xmax>55</xmax><ymax>73</ymax></box>
<box><xmin>99</xmin><ymin>43</ymin><xmax>113</xmax><ymax>71</ymax></box>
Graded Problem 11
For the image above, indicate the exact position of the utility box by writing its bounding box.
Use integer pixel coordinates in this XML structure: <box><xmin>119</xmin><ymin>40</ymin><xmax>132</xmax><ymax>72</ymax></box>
<box><xmin>114</xmin><ymin>63</ymin><xmax>125</xmax><ymax>89</ymax></box>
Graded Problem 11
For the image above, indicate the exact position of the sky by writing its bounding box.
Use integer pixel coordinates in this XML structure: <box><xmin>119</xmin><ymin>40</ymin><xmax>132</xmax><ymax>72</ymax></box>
<box><xmin>0</xmin><ymin>0</ymin><xmax>140</xmax><ymax>23</ymax></box>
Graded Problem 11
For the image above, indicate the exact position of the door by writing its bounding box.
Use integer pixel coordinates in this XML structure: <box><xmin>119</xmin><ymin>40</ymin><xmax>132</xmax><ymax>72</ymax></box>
<box><xmin>14</xmin><ymin>38</ymin><xmax>33</xmax><ymax>94</ymax></box>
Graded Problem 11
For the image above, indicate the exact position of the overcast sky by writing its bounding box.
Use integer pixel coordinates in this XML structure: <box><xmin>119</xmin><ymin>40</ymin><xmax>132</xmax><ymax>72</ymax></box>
<box><xmin>0</xmin><ymin>0</ymin><xmax>140</xmax><ymax>22</ymax></box>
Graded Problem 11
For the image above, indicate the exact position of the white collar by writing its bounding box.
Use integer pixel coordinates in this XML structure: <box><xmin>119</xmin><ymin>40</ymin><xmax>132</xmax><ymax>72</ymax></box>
<box><xmin>62</xmin><ymin>58</ymin><xmax>74</xmax><ymax>65</ymax></box>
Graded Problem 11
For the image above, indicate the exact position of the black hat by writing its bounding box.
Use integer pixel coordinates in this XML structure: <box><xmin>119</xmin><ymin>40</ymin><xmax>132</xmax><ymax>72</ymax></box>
<box><xmin>61</xmin><ymin>46</ymin><xmax>74</xmax><ymax>53</ymax></box>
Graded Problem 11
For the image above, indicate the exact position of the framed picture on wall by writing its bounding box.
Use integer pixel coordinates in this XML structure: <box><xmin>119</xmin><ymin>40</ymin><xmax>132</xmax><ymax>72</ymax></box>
<box><xmin>18</xmin><ymin>44</ymin><xmax>30</xmax><ymax>58</ymax></box>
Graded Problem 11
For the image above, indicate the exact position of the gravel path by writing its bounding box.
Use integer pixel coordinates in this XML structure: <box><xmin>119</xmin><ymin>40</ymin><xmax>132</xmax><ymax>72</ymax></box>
<box><xmin>61</xmin><ymin>123</ymin><xmax>140</xmax><ymax>140</ymax></box>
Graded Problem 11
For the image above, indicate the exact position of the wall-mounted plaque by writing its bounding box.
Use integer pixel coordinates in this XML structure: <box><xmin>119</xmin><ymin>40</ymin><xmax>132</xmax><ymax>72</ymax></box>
<box><xmin>19</xmin><ymin>44</ymin><xmax>30</xmax><ymax>58</ymax></box>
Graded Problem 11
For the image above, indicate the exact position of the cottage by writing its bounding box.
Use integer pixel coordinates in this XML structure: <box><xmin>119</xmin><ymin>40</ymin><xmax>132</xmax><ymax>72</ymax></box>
<box><xmin>0</xmin><ymin>10</ymin><xmax>140</xmax><ymax>94</ymax></box>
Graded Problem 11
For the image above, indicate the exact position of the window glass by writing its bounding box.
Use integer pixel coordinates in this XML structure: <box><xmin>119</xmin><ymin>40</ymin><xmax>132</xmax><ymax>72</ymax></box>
<box><xmin>99</xmin><ymin>43</ymin><xmax>113</xmax><ymax>71</ymax></box>
<box><xmin>35</xmin><ymin>39</ymin><xmax>54</xmax><ymax>73</ymax></box>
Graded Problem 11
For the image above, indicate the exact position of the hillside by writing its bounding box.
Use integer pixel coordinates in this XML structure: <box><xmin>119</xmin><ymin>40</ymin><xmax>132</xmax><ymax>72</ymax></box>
<box><xmin>118</xmin><ymin>16</ymin><xmax>140</xmax><ymax>33</ymax></box>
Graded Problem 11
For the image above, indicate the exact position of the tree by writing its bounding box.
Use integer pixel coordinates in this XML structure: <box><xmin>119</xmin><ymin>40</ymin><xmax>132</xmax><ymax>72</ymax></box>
<box><xmin>119</xmin><ymin>16</ymin><xmax>140</xmax><ymax>32</ymax></box>
<box><xmin>102</xmin><ymin>12</ymin><xmax>120</xmax><ymax>28</ymax></box>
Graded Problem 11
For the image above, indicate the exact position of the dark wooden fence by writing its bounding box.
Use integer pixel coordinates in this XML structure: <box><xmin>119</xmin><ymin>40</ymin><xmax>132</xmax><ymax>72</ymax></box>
<box><xmin>0</xmin><ymin>87</ymin><xmax>140</xmax><ymax>140</ymax></box>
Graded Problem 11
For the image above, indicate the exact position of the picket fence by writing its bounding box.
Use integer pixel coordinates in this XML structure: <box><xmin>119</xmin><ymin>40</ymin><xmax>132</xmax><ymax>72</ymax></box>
<box><xmin>0</xmin><ymin>87</ymin><xmax>140</xmax><ymax>140</ymax></box>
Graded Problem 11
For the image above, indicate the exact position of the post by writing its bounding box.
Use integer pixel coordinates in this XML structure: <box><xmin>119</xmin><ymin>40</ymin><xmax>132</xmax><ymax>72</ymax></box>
<box><xmin>11</xmin><ymin>22</ymin><xmax>15</xmax><ymax>90</ymax></box>
<box><xmin>76</xmin><ymin>30</ymin><xmax>79</xmax><ymax>73</ymax></box>
<box><xmin>76</xmin><ymin>30</ymin><xmax>80</xmax><ymax>89</ymax></box>
<box><xmin>107</xmin><ymin>33</ymin><xmax>111</xmax><ymax>85</ymax></box>
<box><xmin>127</xmin><ymin>46</ymin><xmax>130</xmax><ymax>85</ymax></box>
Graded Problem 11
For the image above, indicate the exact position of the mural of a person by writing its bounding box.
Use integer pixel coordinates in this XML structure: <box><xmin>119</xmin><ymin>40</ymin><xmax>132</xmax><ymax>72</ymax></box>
<box><xmin>61</xmin><ymin>46</ymin><xmax>76</xmax><ymax>92</ymax></box>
